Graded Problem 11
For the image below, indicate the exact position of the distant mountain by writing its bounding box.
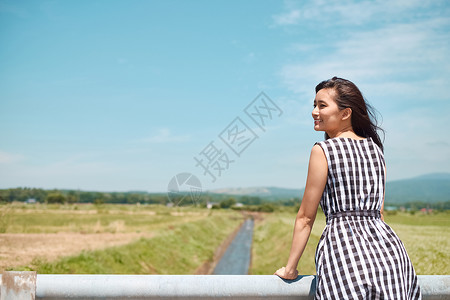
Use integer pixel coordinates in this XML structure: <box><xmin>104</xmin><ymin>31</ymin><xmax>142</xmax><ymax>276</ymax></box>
<box><xmin>410</xmin><ymin>172</ymin><xmax>450</xmax><ymax>180</ymax></box>
<box><xmin>209</xmin><ymin>173</ymin><xmax>450</xmax><ymax>204</ymax></box>
<box><xmin>385</xmin><ymin>172</ymin><xmax>450</xmax><ymax>204</ymax></box>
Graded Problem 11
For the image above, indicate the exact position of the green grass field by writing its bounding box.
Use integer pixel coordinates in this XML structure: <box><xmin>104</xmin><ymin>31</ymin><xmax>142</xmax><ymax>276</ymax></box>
<box><xmin>1</xmin><ymin>203</ymin><xmax>212</xmax><ymax>234</ymax></box>
<box><xmin>2</xmin><ymin>203</ymin><xmax>448</xmax><ymax>275</ymax></box>
<box><xmin>32</xmin><ymin>214</ymin><xmax>241</xmax><ymax>274</ymax></box>
<box><xmin>1</xmin><ymin>203</ymin><xmax>243</xmax><ymax>274</ymax></box>
<box><xmin>251</xmin><ymin>210</ymin><xmax>450</xmax><ymax>275</ymax></box>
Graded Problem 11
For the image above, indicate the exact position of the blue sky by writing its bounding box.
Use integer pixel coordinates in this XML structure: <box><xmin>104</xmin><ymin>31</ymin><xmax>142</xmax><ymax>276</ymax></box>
<box><xmin>1</xmin><ymin>0</ymin><xmax>449</xmax><ymax>193</ymax></box>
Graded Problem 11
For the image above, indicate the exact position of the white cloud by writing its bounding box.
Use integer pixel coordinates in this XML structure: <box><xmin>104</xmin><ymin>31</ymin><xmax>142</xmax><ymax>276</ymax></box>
<box><xmin>382</xmin><ymin>108</ymin><xmax>450</xmax><ymax>180</ymax></box>
<box><xmin>0</xmin><ymin>151</ymin><xmax>25</xmax><ymax>164</ymax></box>
<box><xmin>243</xmin><ymin>52</ymin><xmax>256</xmax><ymax>64</ymax></box>
<box><xmin>273</xmin><ymin>0</ymin><xmax>450</xmax><ymax>181</ymax></box>
<box><xmin>276</xmin><ymin>96</ymin><xmax>314</xmax><ymax>127</ymax></box>
<box><xmin>279</xmin><ymin>20</ymin><xmax>450</xmax><ymax>103</ymax></box>
<box><xmin>272</xmin><ymin>9</ymin><xmax>301</xmax><ymax>26</ymax></box>
<box><xmin>139</xmin><ymin>128</ymin><xmax>190</xmax><ymax>143</ymax></box>
<box><xmin>272</xmin><ymin>0</ymin><xmax>446</xmax><ymax>27</ymax></box>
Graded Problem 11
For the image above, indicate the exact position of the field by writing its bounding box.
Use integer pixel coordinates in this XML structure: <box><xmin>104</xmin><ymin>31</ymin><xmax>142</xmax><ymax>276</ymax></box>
<box><xmin>1</xmin><ymin>203</ymin><xmax>448</xmax><ymax>275</ymax></box>
<box><xmin>0</xmin><ymin>203</ymin><xmax>243</xmax><ymax>274</ymax></box>
<box><xmin>251</xmin><ymin>210</ymin><xmax>450</xmax><ymax>275</ymax></box>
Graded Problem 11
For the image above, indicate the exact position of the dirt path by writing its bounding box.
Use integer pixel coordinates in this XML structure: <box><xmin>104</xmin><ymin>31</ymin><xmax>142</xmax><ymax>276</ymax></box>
<box><xmin>0</xmin><ymin>232</ymin><xmax>153</xmax><ymax>271</ymax></box>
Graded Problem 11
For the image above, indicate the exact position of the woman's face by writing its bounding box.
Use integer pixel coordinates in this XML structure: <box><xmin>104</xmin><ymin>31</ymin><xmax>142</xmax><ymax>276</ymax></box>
<box><xmin>312</xmin><ymin>88</ymin><xmax>345</xmax><ymax>134</ymax></box>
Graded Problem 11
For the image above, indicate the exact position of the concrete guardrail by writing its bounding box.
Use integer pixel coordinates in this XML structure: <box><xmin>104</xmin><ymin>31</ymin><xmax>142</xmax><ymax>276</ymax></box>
<box><xmin>1</xmin><ymin>272</ymin><xmax>449</xmax><ymax>299</ymax></box>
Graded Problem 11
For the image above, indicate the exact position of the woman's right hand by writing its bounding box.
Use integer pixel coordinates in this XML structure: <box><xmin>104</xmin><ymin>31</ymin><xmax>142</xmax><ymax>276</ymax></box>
<box><xmin>274</xmin><ymin>266</ymin><xmax>299</xmax><ymax>280</ymax></box>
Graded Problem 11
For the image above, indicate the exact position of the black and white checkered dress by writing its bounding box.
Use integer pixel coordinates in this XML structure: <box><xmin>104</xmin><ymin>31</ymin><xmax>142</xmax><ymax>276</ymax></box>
<box><xmin>314</xmin><ymin>137</ymin><xmax>421</xmax><ymax>299</ymax></box>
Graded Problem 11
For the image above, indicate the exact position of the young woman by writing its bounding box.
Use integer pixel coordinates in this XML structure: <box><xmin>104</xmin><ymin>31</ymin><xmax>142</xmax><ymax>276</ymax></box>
<box><xmin>274</xmin><ymin>77</ymin><xmax>421</xmax><ymax>299</ymax></box>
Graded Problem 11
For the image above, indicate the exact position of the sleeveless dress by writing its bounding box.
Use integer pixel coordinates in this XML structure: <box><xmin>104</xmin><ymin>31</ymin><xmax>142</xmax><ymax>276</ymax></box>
<box><xmin>314</xmin><ymin>137</ymin><xmax>421</xmax><ymax>300</ymax></box>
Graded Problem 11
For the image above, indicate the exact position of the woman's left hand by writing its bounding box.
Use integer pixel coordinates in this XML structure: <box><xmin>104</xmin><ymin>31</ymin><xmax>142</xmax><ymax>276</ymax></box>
<box><xmin>274</xmin><ymin>266</ymin><xmax>298</xmax><ymax>280</ymax></box>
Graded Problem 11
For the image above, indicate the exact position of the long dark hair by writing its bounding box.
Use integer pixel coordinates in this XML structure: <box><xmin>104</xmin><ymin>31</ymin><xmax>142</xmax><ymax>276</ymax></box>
<box><xmin>315</xmin><ymin>76</ymin><xmax>385</xmax><ymax>151</ymax></box>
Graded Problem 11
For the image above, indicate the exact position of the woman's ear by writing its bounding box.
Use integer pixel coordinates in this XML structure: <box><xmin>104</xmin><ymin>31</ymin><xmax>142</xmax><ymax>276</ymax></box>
<box><xmin>342</xmin><ymin>108</ymin><xmax>352</xmax><ymax>121</ymax></box>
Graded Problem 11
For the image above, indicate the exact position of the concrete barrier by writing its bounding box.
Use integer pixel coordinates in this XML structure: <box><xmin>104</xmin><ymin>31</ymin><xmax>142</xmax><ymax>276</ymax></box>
<box><xmin>1</xmin><ymin>272</ymin><xmax>449</xmax><ymax>299</ymax></box>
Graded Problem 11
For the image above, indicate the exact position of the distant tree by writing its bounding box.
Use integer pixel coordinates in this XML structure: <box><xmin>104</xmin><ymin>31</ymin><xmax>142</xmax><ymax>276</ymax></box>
<box><xmin>220</xmin><ymin>198</ymin><xmax>236</xmax><ymax>209</ymax></box>
<box><xmin>127</xmin><ymin>193</ymin><xmax>141</xmax><ymax>204</ymax></box>
<box><xmin>46</xmin><ymin>192</ymin><xmax>67</xmax><ymax>204</ymax></box>
<box><xmin>0</xmin><ymin>190</ymin><xmax>7</xmax><ymax>203</ymax></box>
<box><xmin>240</xmin><ymin>196</ymin><xmax>262</xmax><ymax>205</ymax></box>
<box><xmin>258</xmin><ymin>203</ymin><xmax>275</xmax><ymax>213</ymax></box>
<box><xmin>66</xmin><ymin>190</ymin><xmax>78</xmax><ymax>204</ymax></box>
<box><xmin>94</xmin><ymin>198</ymin><xmax>104</xmax><ymax>205</ymax></box>
<box><xmin>31</xmin><ymin>188</ymin><xmax>46</xmax><ymax>202</ymax></box>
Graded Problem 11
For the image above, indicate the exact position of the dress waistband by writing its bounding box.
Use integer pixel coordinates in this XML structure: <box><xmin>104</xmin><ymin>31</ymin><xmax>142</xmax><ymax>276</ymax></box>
<box><xmin>326</xmin><ymin>209</ymin><xmax>381</xmax><ymax>223</ymax></box>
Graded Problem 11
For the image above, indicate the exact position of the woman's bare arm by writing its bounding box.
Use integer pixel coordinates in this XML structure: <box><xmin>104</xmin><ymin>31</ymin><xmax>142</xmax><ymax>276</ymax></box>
<box><xmin>274</xmin><ymin>144</ymin><xmax>328</xmax><ymax>279</ymax></box>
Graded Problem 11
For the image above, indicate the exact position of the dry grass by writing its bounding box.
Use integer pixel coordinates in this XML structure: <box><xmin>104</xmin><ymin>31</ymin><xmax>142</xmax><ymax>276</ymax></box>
<box><xmin>0</xmin><ymin>203</ymin><xmax>241</xmax><ymax>273</ymax></box>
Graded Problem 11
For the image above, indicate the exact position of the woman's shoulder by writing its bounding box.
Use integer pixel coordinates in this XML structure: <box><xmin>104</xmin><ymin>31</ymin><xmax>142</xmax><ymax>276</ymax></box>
<box><xmin>314</xmin><ymin>137</ymin><xmax>341</xmax><ymax>148</ymax></box>
<box><xmin>314</xmin><ymin>137</ymin><xmax>376</xmax><ymax>156</ymax></box>
<box><xmin>313</xmin><ymin>140</ymin><xmax>331</xmax><ymax>159</ymax></box>
<box><xmin>316</xmin><ymin>136</ymin><xmax>373</xmax><ymax>146</ymax></box>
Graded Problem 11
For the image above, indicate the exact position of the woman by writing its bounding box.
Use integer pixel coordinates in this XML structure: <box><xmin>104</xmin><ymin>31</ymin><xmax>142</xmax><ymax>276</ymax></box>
<box><xmin>274</xmin><ymin>77</ymin><xmax>421</xmax><ymax>299</ymax></box>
